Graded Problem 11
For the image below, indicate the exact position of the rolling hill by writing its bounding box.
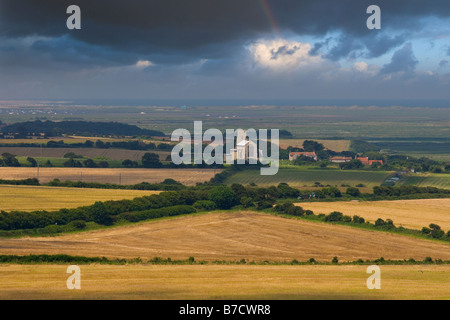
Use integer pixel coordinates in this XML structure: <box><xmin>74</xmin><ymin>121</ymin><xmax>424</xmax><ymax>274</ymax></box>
<box><xmin>1</xmin><ymin>211</ymin><xmax>448</xmax><ymax>262</ymax></box>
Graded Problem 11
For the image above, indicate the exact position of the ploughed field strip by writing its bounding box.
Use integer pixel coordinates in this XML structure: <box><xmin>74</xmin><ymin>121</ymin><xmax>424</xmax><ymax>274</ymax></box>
<box><xmin>0</xmin><ymin>167</ymin><xmax>221</xmax><ymax>185</ymax></box>
<box><xmin>1</xmin><ymin>212</ymin><xmax>448</xmax><ymax>262</ymax></box>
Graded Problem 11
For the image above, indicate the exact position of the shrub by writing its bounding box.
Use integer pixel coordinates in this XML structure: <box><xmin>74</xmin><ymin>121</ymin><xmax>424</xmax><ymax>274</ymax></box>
<box><xmin>70</xmin><ymin>220</ymin><xmax>86</xmax><ymax>229</ymax></box>
<box><xmin>325</xmin><ymin>211</ymin><xmax>343</xmax><ymax>222</ymax></box>
<box><xmin>422</xmin><ymin>227</ymin><xmax>431</xmax><ymax>234</ymax></box>
<box><xmin>346</xmin><ymin>187</ymin><xmax>361</xmax><ymax>197</ymax></box>
<box><xmin>374</xmin><ymin>218</ymin><xmax>386</xmax><ymax>227</ymax></box>
<box><xmin>240</xmin><ymin>197</ymin><xmax>254</xmax><ymax>208</ymax></box>
<box><xmin>332</xmin><ymin>257</ymin><xmax>339</xmax><ymax>264</ymax></box>
<box><xmin>193</xmin><ymin>200</ymin><xmax>217</xmax><ymax>211</ymax></box>
<box><xmin>353</xmin><ymin>215</ymin><xmax>365</xmax><ymax>224</ymax></box>
<box><xmin>256</xmin><ymin>199</ymin><xmax>275</xmax><ymax>210</ymax></box>
<box><xmin>342</xmin><ymin>215</ymin><xmax>352</xmax><ymax>223</ymax></box>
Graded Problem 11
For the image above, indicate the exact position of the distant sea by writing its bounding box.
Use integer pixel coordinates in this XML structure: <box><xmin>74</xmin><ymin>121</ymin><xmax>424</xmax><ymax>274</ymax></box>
<box><xmin>5</xmin><ymin>99</ymin><xmax>450</xmax><ymax>108</ymax></box>
<box><xmin>66</xmin><ymin>99</ymin><xmax>450</xmax><ymax>108</ymax></box>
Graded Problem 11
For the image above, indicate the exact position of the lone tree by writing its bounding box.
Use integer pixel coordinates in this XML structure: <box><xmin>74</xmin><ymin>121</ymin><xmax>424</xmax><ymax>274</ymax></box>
<box><xmin>26</xmin><ymin>157</ymin><xmax>38</xmax><ymax>167</ymax></box>
<box><xmin>302</xmin><ymin>140</ymin><xmax>325</xmax><ymax>152</ymax></box>
<box><xmin>141</xmin><ymin>153</ymin><xmax>162</xmax><ymax>168</ymax></box>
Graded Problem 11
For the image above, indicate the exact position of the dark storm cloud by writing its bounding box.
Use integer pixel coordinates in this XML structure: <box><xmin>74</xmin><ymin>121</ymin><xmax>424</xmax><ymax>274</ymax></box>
<box><xmin>381</xmin><ymin>43</ymin><xmax>418</xmax><ymax>74</ymax></box>
<box><xmin>1</xmin><ymin>0</ymin><xmax>450</xmax><ymax>65</ymax></box>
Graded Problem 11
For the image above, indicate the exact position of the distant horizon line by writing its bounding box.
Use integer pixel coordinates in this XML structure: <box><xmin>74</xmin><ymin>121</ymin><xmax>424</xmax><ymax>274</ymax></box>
<box><xmin>1</xmin><ymin>98</ymin><xmax>449</xmax><ymax>108</ymax></box>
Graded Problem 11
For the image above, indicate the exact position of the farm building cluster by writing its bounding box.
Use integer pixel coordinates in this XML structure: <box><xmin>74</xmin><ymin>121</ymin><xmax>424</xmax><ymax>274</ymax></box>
<box><xmin>289</xmin><ymin>152</ymin><xmax>383</xmax><ymax>166</ymax></box>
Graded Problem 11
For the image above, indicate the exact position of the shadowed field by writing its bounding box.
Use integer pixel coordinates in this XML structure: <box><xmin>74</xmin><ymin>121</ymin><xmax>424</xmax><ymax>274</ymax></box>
<box><xmin>0</xmin><ymin>264</ymin><xmax>448</xmax><ymax>300</ymax></box>
<box><xmin>1</xmin><ymin>212</ymin><xmax>448</xmax><ymax>262</ymax></box>
<box><xmin>226</xmin><ymin>168</ymin><xmax>391</xmax><ymax>188</ymax></box>
<box><xmin>0</xmin><ymin>147</ymin><xmax>171</xmax><ymax>161</ymax></box>
<box><xmin>299</xmin><ymin>199</ymin><xmax>450</xmax><ymax>231</ymax></box>
<box><xmin>0</xmin><ymin>167</ymin><xmax>220</xmax><ymax>185</ymax></box>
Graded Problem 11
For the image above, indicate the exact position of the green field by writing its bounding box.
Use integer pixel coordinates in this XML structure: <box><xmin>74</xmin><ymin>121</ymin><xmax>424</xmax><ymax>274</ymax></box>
<box><xmin>226</xmin><ymin>167</ymin><xmax>392</xmax><ymax>188</ymax></box>
<box><xmin>399</xmin><ymin>173</ymin><xmax>450</xmax><ymax>190</ymax></box>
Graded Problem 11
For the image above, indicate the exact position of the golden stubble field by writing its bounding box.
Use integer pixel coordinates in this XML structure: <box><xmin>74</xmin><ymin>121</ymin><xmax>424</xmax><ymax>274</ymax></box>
<box><xmin>1</xmin><ymin>212</ymin><xmax>449</xmax><ymax>262</ymax></box>
<box><xmin>0</xmin><ymin>185</ymin><xmax>161</xmax><ymax>211</ymax></box>
<box><xmin>298</xmin><ymin>199</ymin><xmax>450</xmax><ymax>231</ymax></box>
<box><xmin>0</xmin><ymin>167</ymin><xmax>221</xmax><ymax>185</ymax></box>
<box><xmin>278</xmin><ymin>139</ymin><xmax>351</xmax><ymax>152</ymax></box>
<box><xmin>0</xmin><ymin>264</ymin><xmax>448</xmax><ymax>300</ymax></box>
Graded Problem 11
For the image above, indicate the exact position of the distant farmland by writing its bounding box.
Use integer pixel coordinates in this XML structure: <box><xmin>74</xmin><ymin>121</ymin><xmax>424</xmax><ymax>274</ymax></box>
<box><xmin>0</xmin><ymin>147</ymin><xmax>170</xmax><ymax>161</ymax></box>
<box><xmin>0</xmin><ymin>167</ymin><xmax>221</xmax><ymax>185</ymax></box>
<box><xmin>226</xmin><ymin>168</ymin><xmax>392</xmax><ymax>188</ymax></box>
<box><xmin>0</xmin><ymin>185</ymin><xmax>161</xmax><ymax>212</ymax></box>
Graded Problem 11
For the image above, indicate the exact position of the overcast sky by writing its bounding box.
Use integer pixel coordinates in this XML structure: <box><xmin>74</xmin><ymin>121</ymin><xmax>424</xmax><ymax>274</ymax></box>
<box><xmin>0</xmin><ymin>0</ymin><xmax>450</xmax><ymax>102</ymax></box>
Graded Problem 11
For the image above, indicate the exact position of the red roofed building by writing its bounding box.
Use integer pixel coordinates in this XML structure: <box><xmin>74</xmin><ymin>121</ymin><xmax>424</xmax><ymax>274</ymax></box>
<box><xmin>356</xmin><ymin>157</ymin><xmax>384</xmax><ymax>166</ymax></box>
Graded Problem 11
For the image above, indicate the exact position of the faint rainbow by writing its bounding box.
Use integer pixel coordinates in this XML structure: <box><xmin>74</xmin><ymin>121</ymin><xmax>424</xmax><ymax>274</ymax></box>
<box><xmin>258</xmin><ymin>0</ymin><xmax>281</xmax><ymax>36</ymax></box>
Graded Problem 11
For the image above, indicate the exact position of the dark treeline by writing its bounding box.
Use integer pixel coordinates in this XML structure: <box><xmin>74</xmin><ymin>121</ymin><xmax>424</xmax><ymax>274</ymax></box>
<box><xmin>0</xmin><ymin>178</ymin><xmax>40</xmax><ymax>186</ymax></box>
<box><xmin>0</xmin><ymin>120</ymin><xmax>165</xmax><ymax>137</ymax></box>
<box><xmin>0</xmin><ymin>189</ymin><xmax>206</xmax><ymax>231</ymax></box>
<box><xmin>0</xmin><ymin>139</ymin><xmax>173</xmax><ymax>151</ymax></box>
<box><xmin>0</xmin><ymin>254</ymin><xmax>447</xmax><ymax>265</ymax></box>
<box><xmin>47</xmin><ymin>178</ymin><xmax>185</xmax><ymax>191</ymax></box>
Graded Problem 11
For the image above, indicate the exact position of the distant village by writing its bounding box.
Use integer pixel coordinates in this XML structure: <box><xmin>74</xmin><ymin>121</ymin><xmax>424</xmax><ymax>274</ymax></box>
<box><xmin>289</xmin><ymin>151</ymin><xmax>384</xmax><ymax>166</ymax></box>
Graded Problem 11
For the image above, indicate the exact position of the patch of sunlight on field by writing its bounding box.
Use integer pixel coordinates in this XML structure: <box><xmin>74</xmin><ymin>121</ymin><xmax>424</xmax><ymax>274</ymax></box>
<box><xmin>0</xmin><ymin>185</ymin><xmax>161</xmax><ymax>212</ymax></box>
<box><xmin>399</xmin><ymin>174</ymin><xmax>450</xmax><ymax>190</ymax></box>
<box><xmin>299</xmin><ymin>199</ymin><xmax>450</xmax><ymax>231</ymax></box>
<box><xmin>0</xmin><ymin>265</ymin><xmax>448</xmax><ymax>300</ymax></box>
